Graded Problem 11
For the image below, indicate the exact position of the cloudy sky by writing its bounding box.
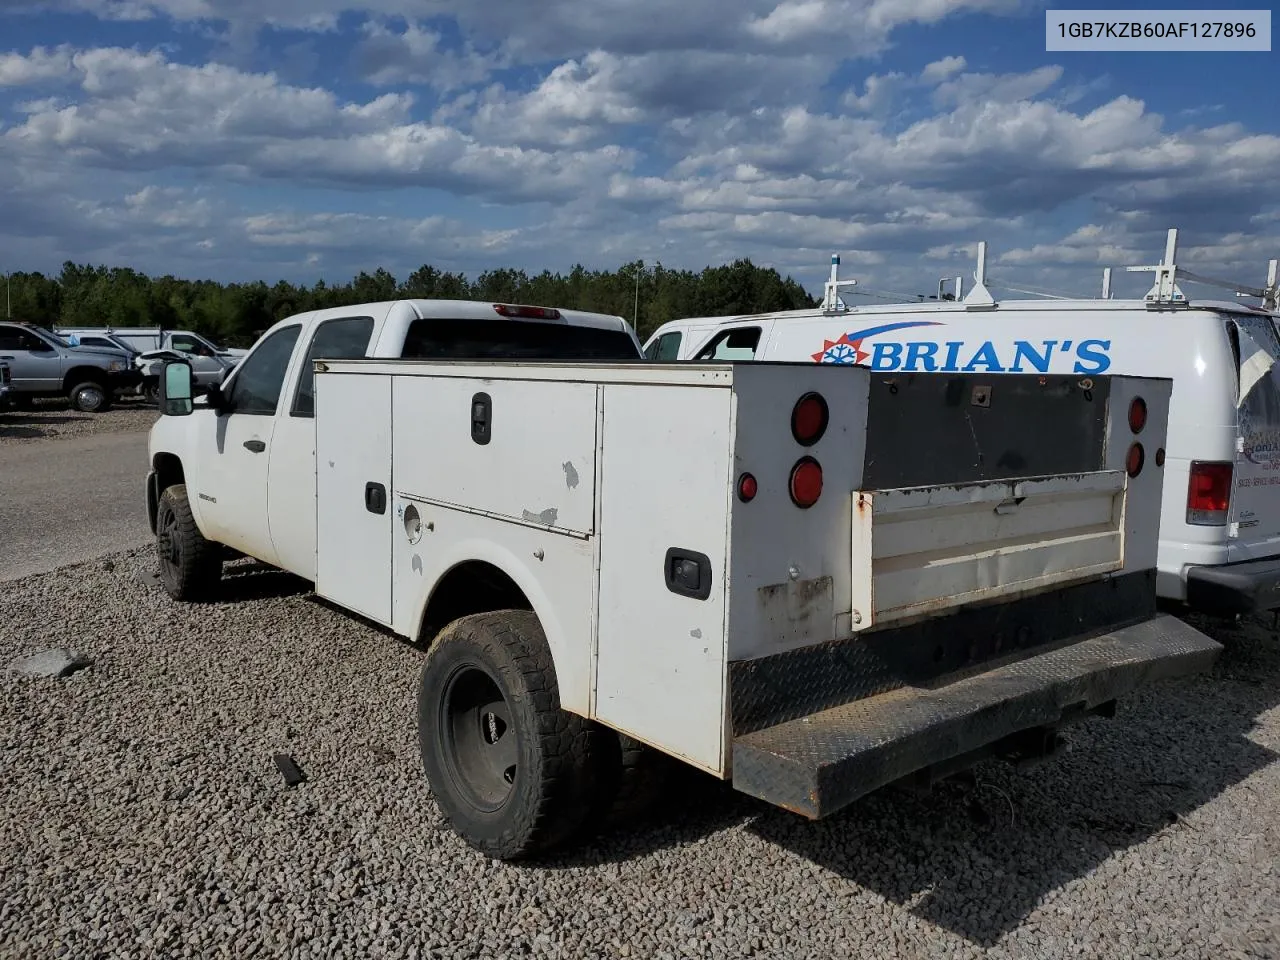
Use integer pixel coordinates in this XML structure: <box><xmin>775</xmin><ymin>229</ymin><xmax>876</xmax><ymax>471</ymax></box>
<box><xmin>0</xmin><ymin>0</ymin><xmax>1276</xmax><ymax>300</ymax></box>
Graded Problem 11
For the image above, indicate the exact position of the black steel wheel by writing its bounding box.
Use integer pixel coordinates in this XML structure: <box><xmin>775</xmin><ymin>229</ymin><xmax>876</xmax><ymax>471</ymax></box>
<box><xmin>440</xmin><ymin>663</ymin><xmax>520</xmax><ymax>812</ymax></box>
<box><xmin>418</xmin><ymin>610</ymin><xmax>600</xmax><ymax>860</ymax></box>
<box><xmin>155</xmin><ymin>483</ymin><xmax>223</xmax><ymax>601</ymax></box>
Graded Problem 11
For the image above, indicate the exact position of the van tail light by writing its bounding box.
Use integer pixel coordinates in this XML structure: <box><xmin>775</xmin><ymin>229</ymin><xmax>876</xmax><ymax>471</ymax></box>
<box><xmin>1186</xmin><ymin>461</ymin><xmax>1233</xmax><ymax>525</ymax></box>
<box><xmin>789</xmin><ymin>457</ymin><xmax>823</xmax><ymax>508</ymax></box>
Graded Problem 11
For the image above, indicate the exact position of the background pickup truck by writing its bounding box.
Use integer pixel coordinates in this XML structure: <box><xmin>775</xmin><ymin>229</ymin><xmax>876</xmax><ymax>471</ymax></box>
<box><xmin>60</xmin><ymin>327</ymin><xmax>239</xmax><ymax>397</ymax></box>
<box><xmin>0</xmin><ymin>321</ymin><xmax>142</xmax><ymax>412</ymax></box>
<box><xmin>147</xmin><ymin>297</ymin><xmax>1221</xmax><ymax>861</ymax></box>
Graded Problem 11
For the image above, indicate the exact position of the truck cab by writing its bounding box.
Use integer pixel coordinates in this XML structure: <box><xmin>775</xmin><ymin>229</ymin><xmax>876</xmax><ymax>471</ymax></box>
<box><xmin>146</xmin><ymin>299</ymin><xmax>643</xmax><ymax>582</ymax></box>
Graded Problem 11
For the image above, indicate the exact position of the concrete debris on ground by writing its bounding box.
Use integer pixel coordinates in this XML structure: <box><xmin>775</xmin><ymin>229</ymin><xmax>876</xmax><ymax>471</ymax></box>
<box><xmin>8</xmin><ymin>648</ymin><xmax>94</xmax><ymax>678</ymax></box>
<box><xmin>0</xmin><ymin>547</ymin><xmax>1277</xmax><ymax>959</ymax></box>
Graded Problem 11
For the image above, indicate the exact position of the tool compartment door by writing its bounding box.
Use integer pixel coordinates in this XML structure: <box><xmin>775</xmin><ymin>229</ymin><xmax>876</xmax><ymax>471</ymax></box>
<box><xmin>314</xmin><ymin>370</ymin><xmax>393</xmax><ymax>624</ymax></box>
<box><xmin>595</xmin><ymin>382</ymin><xmax>732</xmax><ymax>774</ymax></box>
<box><xmin>390</xmin><ymin>375</ymin><xmax>598</xmax><ymax>536</ymax></box>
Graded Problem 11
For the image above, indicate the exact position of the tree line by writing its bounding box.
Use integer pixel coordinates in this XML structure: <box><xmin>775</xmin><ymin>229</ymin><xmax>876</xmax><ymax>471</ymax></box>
<box><xmin>3</xmin><ymin>259</ymin><xmax>819</xmax><ymax>347</ymax></box>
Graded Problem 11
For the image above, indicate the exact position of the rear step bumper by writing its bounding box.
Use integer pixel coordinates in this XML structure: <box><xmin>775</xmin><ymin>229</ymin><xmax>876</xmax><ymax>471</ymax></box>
<box><xmin>731</xmin><ymin>613</ymin><xmax>1220</xmax><ymax>819</ymax></box>
<box><xmin>1186</xmin><ymin>557</ymin><xmax>1280</xmax><ymax>615</ymax></box>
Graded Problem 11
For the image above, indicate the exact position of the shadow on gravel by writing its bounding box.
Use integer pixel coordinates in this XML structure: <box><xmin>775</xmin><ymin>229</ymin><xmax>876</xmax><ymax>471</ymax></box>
<box><xmin>743</xmin><ymin>621</ymin><xmax>1280</xmax><ymax>946</ymax></box>
<box><xmin>0</xmin><ymin>413</ymin><xmax>84</xmax><ymax>439</ymax></box>
<box><xmin>211</xmin><ymin>561</ymin><xmax>312</xmax><ymax>603</ymax></box>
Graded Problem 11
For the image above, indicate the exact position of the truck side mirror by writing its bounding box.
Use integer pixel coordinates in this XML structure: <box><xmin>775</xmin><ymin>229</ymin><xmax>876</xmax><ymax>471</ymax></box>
<box><xmin>158</xmin><ymin>360</ymin><xmax>194</xmax><ymax>417</ymax></box>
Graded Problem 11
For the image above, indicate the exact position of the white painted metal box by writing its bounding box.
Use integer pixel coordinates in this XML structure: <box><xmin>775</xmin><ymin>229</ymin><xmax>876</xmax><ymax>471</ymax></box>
<box><xmin>310</xmin><ymin>358</ymin><xmax>1209</xmax><ymax>810</ymax></box>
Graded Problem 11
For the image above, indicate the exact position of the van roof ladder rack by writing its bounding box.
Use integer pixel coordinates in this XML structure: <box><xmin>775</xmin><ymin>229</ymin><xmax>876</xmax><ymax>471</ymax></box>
<box><xmin>1118</xmin><ymin>228</ymin><xmax>1279</xmax><ymax>311</ymax></box>
<box><xmin>822</xmin><ymin>254</ymin><xmax>860</xmax><ymax>314</ymax></box>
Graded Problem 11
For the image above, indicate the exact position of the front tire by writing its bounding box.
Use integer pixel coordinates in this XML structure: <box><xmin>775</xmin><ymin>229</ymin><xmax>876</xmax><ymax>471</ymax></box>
<box><xmin>418</xmin><ymin>610</ymin><xmax>598</xmax><ymax>860</ymax></box>
<box><xmin>68</xmin><ymin>381</ymin><xmax>111</xmax><ymax>413</ymax></box>
<box><xmin>155</xmin><ymin>484</ymin><xmax>223</xmax><ymax>601</ymax></box>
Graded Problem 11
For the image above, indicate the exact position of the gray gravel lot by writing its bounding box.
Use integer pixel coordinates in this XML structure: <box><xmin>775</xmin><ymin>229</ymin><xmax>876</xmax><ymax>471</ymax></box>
<box><xmin>1</xmin><ymin>549</ymin><xmax>1278</xmax><ymax>959</ymax></box>
<box><xmin>0</xmin><ymin>398</ymin><xmax>158</xmax><ymax>444</ymax></box>
<box><xmin>0</xmin><ymin>403</ymin><xmax>155</xmax><ymax>581</ymax></box>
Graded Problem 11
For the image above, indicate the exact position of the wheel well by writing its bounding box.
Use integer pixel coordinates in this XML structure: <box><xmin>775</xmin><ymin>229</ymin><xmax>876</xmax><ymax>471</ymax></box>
<box><xmin>148</xmin><ymin>453</ymin><xmax>186</xmax><ymax>533</ymax></box>
<box><xmin>153</xmin><ymin>452</ymin><xmax>185</xmax><ymax>492</ymax></box>
<box><xmin>419</xmin><ymin>561</ymin><xmax>533</xmax><ymax>646</ymax></box>
<box><xmin>62</xmin><ymin>367</ymin><xmax>108</xmax><ymax>392</ymax></box>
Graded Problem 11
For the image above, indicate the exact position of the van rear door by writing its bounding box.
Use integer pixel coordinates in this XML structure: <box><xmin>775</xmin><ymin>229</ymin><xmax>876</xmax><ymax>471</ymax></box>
<box><xmin>1225</xmin><ymin>313</ymin><xmax>1280</xmax><ymax>560</ymax></box>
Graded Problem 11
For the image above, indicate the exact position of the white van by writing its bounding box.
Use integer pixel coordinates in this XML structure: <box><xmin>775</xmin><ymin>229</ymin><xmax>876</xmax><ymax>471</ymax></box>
<box><xmin>642</xmin><ymin>232</ymin><xmax>1280</xmax><ymax>618</ymax></box>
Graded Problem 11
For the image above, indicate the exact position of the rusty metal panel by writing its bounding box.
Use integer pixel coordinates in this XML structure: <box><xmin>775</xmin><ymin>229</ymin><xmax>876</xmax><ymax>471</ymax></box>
<box><xmin>861</xmin><ymin>372</ymin><xmax>1111</xmax><ymax>490</ymax></box>
<box><xmin>731</xmin><ymin>612</ymin><xmax>1221</xmax><ymax>819</ymax></box>
<box><xmin>728</xmin><ymin>568</ymin><xmax>1156</xmax><ymax>737</ymax></box>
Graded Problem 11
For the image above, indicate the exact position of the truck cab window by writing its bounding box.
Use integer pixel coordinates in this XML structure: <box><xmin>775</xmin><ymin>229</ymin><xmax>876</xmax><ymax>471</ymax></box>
<box><xmin>0</xmin><ymin>326</ymin><xmax>50</xmax><ymax>351</ymax></box>
<box><xmin>694</xmin><ymin>327</ymin><xmax>761</xmax><ymax>361</ymax></box>
<box><xmin>646</xmin><ymin>331</ymin><xmax>683</xmax><ymax>361</ymax></box>
<box><xmin>402</xmin><ymin>318</ymin><xmax>640</xmax><ymax>361</ymax></box>
<box><xmin>291</xmin><ymin>316</ymin><xmax>375</xmax><ymax>417</ymax></box>
<box><xmin>223</xmin><ymin>324</ymin><xmax>302</xmax><ymax>415</ymax></box>
<box><xmin>172</xmin><ymin>335</ymin><xmax>214</xmax><ymax>357</ymax></box>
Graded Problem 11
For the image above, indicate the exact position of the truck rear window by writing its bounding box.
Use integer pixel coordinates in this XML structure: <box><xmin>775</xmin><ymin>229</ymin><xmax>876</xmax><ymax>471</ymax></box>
<box><xmin>402</xmin><ymin>318</ymin><xmax>640</xmax><ymax>361</ymax></box>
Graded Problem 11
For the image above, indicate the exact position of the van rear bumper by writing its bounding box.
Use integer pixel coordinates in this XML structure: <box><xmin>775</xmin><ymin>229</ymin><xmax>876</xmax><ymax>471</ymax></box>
<box><xmin>731</xmin><ymin>613</ymin><xmax>1220</xmax><ymax>819</ymax></box>
<box><xmin>1186</xmin><ymin>557</ymin><xmax>1280</xmax><ymax>614</ymax></box>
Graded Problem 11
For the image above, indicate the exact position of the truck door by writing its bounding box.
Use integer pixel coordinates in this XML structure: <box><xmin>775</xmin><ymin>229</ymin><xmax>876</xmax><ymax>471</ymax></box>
<box><xmin>193</xmin><ymin>323</ymin><xmax>302</xmax><ymax>565</ymax></box>
<box><xmin>269</xmin><ymin>315</ymin><xmax>377</xmax><ymax>583</ymax></box>
<box><xmin>0</xmin><ymin>324</ymin><xmax>64</xmax><ymax>393</ymax></box>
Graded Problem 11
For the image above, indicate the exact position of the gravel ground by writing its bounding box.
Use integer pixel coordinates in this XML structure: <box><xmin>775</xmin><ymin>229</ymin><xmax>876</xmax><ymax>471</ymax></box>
<box><xmin>0</xmin><ymin>398</ymin><xmax>158</xmax><ymax>444</ymax></box>
<box><xmin>1</xmin><ymin>549</ymin><xmax>1278</xmax><ymax>959</ymax></box>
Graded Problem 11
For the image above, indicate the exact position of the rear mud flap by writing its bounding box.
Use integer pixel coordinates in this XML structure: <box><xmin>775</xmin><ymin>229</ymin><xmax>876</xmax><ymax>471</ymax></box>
<box><xmin>731</xmin><ymin>613</ymin><xmax>1221</xmax><ymax>818</ymax></box>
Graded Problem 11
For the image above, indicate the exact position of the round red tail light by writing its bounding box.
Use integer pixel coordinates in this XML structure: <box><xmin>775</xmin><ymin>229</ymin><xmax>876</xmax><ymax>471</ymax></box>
<box><xmin>1128</xmin><ymin>397</ymin><xmax>1147</xmax><ymax>434</ymax></box>
<box><xmin>737</xmin><ymin>472</ymin><xmax>758</xmax><ymax>502</ymax></box>
<box><xmin>791</xmin><ymin>392</ymin><xmax>829</xmax><ymax>447</ymax></box>
<box><xmin>789</xmin><ymin>457</ymin><xmax>823</xmax><ymax>508</ymax></box>
<box><xmin>1127</xmin><ymin>442</ymin><xmax>1145</xmax><ymax>477</ymax></box>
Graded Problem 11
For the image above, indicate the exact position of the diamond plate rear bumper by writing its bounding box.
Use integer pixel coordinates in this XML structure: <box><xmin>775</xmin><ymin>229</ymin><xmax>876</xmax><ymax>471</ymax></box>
<box><xmin>731</xmin><ymin>613</ymin><xmax>1221</xmax><ymax>818</ymax></box>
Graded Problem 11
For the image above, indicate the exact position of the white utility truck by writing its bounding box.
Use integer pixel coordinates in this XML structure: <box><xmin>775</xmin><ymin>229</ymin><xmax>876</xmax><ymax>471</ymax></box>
<box><xmin>148</xmin><ymin>296</ymin><xmax>1221</xmax><ymax>860</ymax></box>
<box><xmin>644</xmin><ymin>230</ymin><xmax>1280</xmax><ymax>620</ymax></box>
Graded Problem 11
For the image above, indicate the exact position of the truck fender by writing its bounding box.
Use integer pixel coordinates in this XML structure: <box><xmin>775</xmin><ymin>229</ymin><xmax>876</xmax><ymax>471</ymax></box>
<box><xmin>408</xmin><ymin>535</ymin><xmax>590</xmax><ymax>717</ymax></box>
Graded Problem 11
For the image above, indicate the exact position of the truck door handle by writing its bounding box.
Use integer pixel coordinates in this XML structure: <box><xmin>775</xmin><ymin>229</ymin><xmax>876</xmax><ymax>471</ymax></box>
<box><xmin>243</xmin><ymin>439</ymin><xmax>266</xmax><ymax>453</ymax></box>
<box><xmin>365</xmin><ymin>482</ymin><xmax>387</xmax><ymax>515</ymax></box>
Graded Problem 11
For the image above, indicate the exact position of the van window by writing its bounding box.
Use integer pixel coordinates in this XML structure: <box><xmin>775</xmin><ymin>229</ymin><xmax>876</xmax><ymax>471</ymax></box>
<box><xmin>645</xmin><ymin>331</ymin><xmax>682</xmax><ymax>361</ymax></box>
<box><xmin>402</xmin><ymin>318</ymin><xmax>640</xmax><ymax>361</ymax></box>
<box><xmin>1230</xmin><ymin>314</ymin><xmax>1280</xmax><ymax>437</ymax></box>
<box><xmin>694</xmin><ymin>327</ymin><xmax>761</xmax><ymax>361</ymax></box>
